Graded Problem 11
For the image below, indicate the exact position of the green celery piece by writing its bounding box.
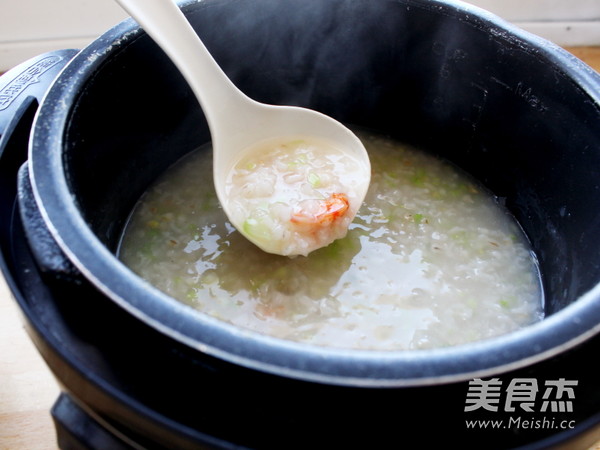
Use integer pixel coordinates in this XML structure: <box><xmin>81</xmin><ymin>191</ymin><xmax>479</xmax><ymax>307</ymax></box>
<box><xmin>308</xmin><ymin>172</ymin><xmax>321</xmax><ymax>188</ymax></box>
<box><xmin>243</xmin><ymin>217</ymin><xmax>271</xmax><ymax>242</ymax></box>
<box><xmin>410</xmin><ymin>168</ymin><xmax>427</xmax><ymax>187</ymax></box>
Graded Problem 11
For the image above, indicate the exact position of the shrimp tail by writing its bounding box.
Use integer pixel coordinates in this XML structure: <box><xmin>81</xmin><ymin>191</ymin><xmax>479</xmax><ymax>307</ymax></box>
<box><xmin>291</xmin><ymin>193</ymin><xmax>350</xmax><ymax>225</ymax></box>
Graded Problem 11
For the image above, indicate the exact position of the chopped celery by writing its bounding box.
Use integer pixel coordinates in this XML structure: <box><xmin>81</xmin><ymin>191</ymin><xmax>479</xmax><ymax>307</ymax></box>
<box><xmin>499</xmin><ymin>296</ymin><xmax>517</xmax><ymax>309</ymax></box>
<box><xmin>243</xmin><ymin>217</ymin><xmax>272</xmax><ymax>241</ymax></box>
<box><xmin>308</xmin><ymin>172</ymin><xmax>321</xmax><ymax>188</ymax></box>
<box><xmin>410</xmin><ymin>168</ymin><xmax>427</xmax><ymax>187</ymax></box>
<box><xmin>287</xmin><ymin>154</ymin><xmax>308</xmax><ymax>169</ymax></box>
<box><xmin>272</xmin><ymin>266</ymin><xmax>289</xmax><ymax>279</ymax></box>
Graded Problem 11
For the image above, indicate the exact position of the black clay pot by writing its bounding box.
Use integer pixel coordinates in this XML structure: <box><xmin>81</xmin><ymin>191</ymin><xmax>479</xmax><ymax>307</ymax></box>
<box><xmin>2</xmin><ymin>0</ymin><xmax>600</xmax><ymax>448</ymax></box>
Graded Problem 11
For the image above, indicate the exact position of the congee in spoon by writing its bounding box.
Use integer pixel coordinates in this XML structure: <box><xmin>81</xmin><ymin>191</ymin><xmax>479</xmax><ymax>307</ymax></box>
<box><xmin>225</xmin><ymin>136</ymin><xmax>366</xmax><ymax>256</ymax></box>
<box><xmin>119</xmin><ymin>130</ymin><xmax>543</xmax><ymax>350</ymax></box>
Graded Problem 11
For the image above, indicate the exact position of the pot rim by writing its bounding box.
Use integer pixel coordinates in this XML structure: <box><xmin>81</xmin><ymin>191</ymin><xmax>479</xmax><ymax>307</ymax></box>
<box><xmin>28</xmin><ymin>0</ymin><xmax>600</xmax><ymax>387</ymax></box>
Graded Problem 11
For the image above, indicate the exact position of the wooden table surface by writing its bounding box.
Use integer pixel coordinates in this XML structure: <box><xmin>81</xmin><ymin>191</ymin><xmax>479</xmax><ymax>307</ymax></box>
<box><xmin>1</xmin><ymin>47</ymin><xmax>600</xmax><ymax>450</ymax></box>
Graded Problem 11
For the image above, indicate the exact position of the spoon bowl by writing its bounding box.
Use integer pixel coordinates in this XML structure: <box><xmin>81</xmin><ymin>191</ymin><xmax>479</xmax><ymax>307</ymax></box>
<box><xmin>116</xmin><ymin>0</ymin><xmax>371</xmax><ymax>255</ymax></box>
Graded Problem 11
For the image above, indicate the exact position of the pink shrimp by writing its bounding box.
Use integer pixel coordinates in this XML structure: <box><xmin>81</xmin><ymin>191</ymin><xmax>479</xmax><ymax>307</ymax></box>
<box><xmin>291</xmin><ymin>193</ymin><xmax>350</xmax><ymax>226</ymax></box>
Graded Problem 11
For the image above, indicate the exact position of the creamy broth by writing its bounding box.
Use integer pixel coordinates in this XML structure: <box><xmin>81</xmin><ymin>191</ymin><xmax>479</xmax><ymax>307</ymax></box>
<box><xmin>119</xmin><ymin>132</ymin><xmax>543</xmax><ymax>350</ymax></box>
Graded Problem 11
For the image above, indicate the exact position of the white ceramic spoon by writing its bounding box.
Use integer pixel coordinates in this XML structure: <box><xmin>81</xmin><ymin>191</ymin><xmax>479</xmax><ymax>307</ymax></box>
<box><xmin>116</xmin><ymin>0</ymin><xmax>371</xmax><ymax>255</ymax></box>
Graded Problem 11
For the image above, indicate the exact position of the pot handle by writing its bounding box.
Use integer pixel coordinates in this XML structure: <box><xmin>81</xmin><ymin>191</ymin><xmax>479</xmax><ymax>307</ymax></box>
<box><xmin>17</xmin><ymin>163</ymin><xmax>82</xmax><ymax>282</ymax></box>
<box><xmin>0</xmin><ymin>49</ymin><xmax>79</xmax><ymax>139</ymax></box>
<box><xmin>0</xmin><ymin>50</ymin><xmax>81</xmax><ymax>282</ymax></box>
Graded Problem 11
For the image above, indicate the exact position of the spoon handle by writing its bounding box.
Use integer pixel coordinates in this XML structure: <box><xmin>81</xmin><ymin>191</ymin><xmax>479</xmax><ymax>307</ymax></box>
<box><xmin>115</xmin><ymin>0</ymin><xmax>248</xmax><ymax>130</ymax></box>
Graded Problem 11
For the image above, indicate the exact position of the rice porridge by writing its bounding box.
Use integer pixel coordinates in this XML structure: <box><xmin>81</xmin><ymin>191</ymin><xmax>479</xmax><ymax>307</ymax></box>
<box><xmin>119</xmin><ymin>131</ymin><xmax>544</xmax><ymax>350</ymax></box>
